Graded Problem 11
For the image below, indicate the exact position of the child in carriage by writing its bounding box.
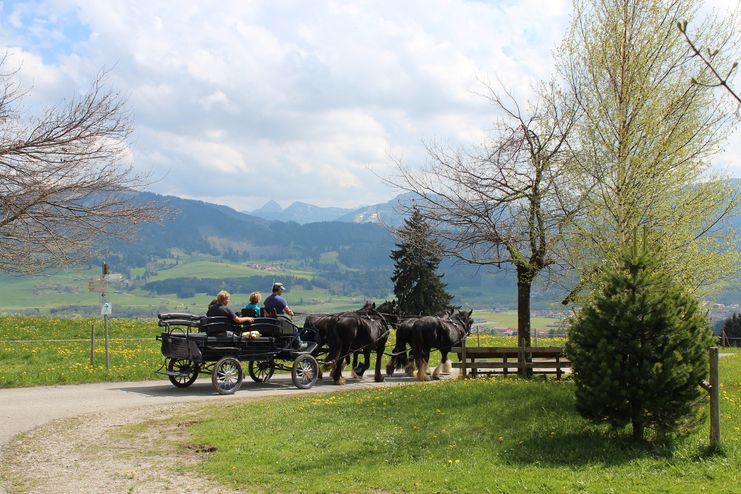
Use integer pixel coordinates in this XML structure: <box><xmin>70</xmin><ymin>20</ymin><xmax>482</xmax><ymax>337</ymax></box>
<box><xmin>243</xmin><ymin>291</ymin><xmax>262</xmax><ymax>317</ymax></box>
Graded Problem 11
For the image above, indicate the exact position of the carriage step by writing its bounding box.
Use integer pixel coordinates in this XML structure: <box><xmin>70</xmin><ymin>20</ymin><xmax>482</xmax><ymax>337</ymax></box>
<box><xmin>164</xmin><ymin>370</ymin><xmax>194</xmax><ymax>377</ymax></box>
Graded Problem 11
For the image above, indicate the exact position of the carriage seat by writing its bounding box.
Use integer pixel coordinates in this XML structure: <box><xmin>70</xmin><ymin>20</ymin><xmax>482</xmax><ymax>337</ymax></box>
<box><xmin>158</xmin><ymin>313</ymin><xmax>201</xmax><ymax>322</ymax></box>
<box><xmin>249</xmin><ymin>316</ymin><xmax>295</xmax><ymax>337</ymax></box>
<box><xmin>241</xmin><ymin>308</ymin><xmax>258</xmax><ymax>318</ymax></box>
<box><xmin>199</xmin><ymin>316</ymin><xmax>239</xmax><ymax>336</ymax></box>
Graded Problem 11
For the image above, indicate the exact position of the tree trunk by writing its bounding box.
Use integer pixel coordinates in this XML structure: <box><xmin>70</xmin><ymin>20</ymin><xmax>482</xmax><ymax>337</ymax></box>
<box><xmin>516</xmin><ymin>265</ymin><xmax>533</xmax><ymax>378</ymax></box>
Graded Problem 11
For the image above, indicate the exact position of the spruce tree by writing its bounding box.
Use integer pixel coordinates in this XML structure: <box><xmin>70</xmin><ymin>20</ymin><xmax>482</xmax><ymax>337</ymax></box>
<box><xmin>565</xmin><ymin>241</ymin><xmax>714</xmax><ymax>441</ymax></box>
<box><xmin>722</xmin><ymin>313</ymin><xmax>741</xmax><ymax>346</ymax></box>
<box><xmin>391</xmin><ymin>208</ymin><xmax>453</xmax><ymax>315</ymax></box>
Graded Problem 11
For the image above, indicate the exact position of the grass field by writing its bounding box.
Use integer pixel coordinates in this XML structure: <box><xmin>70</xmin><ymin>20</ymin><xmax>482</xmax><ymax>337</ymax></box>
<box><xmin>146</xmin><ymin>259</ymin><xmax>315</xmax><ymax>281</ymax></box>
<box><xmin>0</xmin><ymin>258</ymin><xmax>317</xmax><ymax>314</ymax></box>
<box><xmin>0</xmin><ymin>316</ymin><xmax>164</xmax><ymax>387</ymax></box>
<box><xmin>189</xmin><ymin>349</ymin><xmax>741</xmax><ymax>493</ymax></box>
<box><xmin>0</xmin><ymin>314</ymin><xmax>553</xmax><ymax>388</ymax></box>
<box><xmin>2</xmin><ymin>314</ymin><xmax>738</xmax><ymax>492</ymax></box>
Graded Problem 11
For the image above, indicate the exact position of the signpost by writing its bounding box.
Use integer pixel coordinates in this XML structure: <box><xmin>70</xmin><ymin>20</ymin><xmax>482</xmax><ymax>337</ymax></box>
<box><xmin>88</xmin><ymin>262</ymin><xmax>119</xmax><ymax>371</ymax></box>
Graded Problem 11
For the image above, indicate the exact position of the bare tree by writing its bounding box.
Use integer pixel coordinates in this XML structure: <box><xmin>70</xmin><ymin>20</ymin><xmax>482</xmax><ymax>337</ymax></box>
<box><xmin>392</xmin><ymin>82</ymin><xmax>581</xmax><ymax>361</ymax></box>
<box><xmin>0</xmin><ymin>58</ymin><xmax>161</xmax><ymax>274</ymax></box>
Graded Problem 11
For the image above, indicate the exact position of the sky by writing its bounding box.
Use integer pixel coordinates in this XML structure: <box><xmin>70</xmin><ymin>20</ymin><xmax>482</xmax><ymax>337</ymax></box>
<box><xmin>0</xmin><ymin>0</ymin><xmax>739</xmax><ymax>212</ymax></box>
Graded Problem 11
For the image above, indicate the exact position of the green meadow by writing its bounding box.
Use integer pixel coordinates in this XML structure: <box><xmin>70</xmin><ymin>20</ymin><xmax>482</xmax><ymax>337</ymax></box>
<box><xmin>1</xmin><ymin>313</ymin><xmax>738</xmax><ymax>493</ymax></box>
<box><xmin>188</xmin><ymin>350</ymin><xmax>741</xmax><ymax>493</ymax></box>
<box><xmin>0</xmin><ymin>314</ymin><xmax>554</xmax><ymax>388</ymax></box>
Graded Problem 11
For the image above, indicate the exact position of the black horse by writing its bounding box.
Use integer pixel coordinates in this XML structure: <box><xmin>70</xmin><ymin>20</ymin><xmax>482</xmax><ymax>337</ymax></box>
<box><xmin>408</xmin><ymin>309</ymin><xmax>473</xmax><ymax>381</ymax></box>
<box><xmin>326</xmin><ymin>305</ymin><xmax>392</xmax><ymax>385</ymax></box>
<box><xmin>303</xmin><ymin>301</ymin><xmax>374</xmax><ymax>347</ymax></box>
<box><xmin>385</xmin><ymin>307</ymin><xmax>457</xmax><ymax>377</ymax></box>
<box><xmin>303</xmin><ymin>301</ymin><xmax>374</xmax><ymax>375</ymax></box>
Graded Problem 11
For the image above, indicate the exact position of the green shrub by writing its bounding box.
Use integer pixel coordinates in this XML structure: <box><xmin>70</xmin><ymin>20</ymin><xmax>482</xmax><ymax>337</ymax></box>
<box><xmin>565</xmin><ymin>244</ymin><xmax>714</xmax><ymax>441</ymax></box>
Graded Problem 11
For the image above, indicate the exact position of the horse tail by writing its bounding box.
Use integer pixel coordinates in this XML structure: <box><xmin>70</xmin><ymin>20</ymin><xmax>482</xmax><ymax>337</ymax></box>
<box><xmin>410</xmin><ymin>319</ymin><xmax>431</xmax><ymax>381</ymax></box>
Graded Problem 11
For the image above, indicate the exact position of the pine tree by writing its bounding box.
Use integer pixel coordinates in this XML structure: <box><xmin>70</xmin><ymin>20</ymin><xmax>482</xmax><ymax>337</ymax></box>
<box><xmin>391</xmin><ymin>208</ymin><xmax>453</xmax><ymax>316</ymax></box>
<box><xmin>565</xmin><ymin>239</ymin><xmax>714</xmax><ymax>441</ymax></box>
<box><xmin>722</xmin><ymin>313</ymin><xmax>741</xmax><ymax>346</ymax></box>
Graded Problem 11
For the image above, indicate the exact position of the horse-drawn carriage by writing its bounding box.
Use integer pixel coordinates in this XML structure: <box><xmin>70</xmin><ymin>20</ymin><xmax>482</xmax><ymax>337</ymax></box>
<box><xmin>156</xmin><ymin>313</ymin><xmax>320</xmax><ymax>394</ymax></box>
<box><xmin>156</xmin><ymin>301</ymin><xmax>473</xmax><ymax>393</ymax></box>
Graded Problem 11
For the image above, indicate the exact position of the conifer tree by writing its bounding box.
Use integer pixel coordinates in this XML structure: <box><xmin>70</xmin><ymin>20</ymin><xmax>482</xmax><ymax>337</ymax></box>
<box><xmin>722</xmin><ymin>313</ymin><xmax>741</xmax><ymax>346</ymax></box>
<box><xmin>391</xmin><ymin>208</ymin><xmax>453</xmax><ymax>315</ymax></box>
<box><xmin>566</xmin><ymin>238</ymin><xmax>714</xmax><ymax>441</ymax></box>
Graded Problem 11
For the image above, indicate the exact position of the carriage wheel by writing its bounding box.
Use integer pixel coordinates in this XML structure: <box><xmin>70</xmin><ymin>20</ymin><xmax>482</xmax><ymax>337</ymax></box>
<box><xmin>291</xmin><ymin>354</ymin><xmax>319</xmax><ymax>390</ymax></box>
<box><xmin>248</xmin><ymin>360</ymin><xmax>275</xmax><ymax>383</ymax></box>
<box><xmin>212</xmin><ymin>357</ymin><xmax>243</xmax><ymax>395</ymax></box>
<box><xmin>167</xmin><ymin>358</ymin><xmax>200</xmax><ymax>388</ymax></box>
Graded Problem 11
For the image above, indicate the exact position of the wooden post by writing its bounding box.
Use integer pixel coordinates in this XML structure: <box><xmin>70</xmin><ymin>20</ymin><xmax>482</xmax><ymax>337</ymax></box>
<box><xmin>709</xmin><ymin>347</ymin><xmax>720</xmax><ymax>449</ymax></box>
<box><xmin>89</xmin><ymin>323</ymin><xmax>95</xmax><ymax>365</ymax></box>
<box><xmin>461</xmin><ymin>337</ymin><xmax>468</xmax><ymax>379</ymax></box>
<box><xmin>104</xmin><ymin>312</ymin><xmax>110</xmax><ymax>371</ymax></box>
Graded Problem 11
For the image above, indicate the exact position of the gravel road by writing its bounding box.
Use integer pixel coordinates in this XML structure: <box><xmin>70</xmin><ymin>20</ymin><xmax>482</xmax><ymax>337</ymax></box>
<box><xmin>0</xmin><ymin>372</ymin><xmax>442</xmax><ymax>493</ymax></box>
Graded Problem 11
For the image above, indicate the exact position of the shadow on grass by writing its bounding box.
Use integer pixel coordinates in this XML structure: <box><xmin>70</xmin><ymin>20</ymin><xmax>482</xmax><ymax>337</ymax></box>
<box><xmin>504</xmin><ymin>429</ymin><xmax>663</xmax><ymax>466</ymax></box>
<box><xmin>476</xmin><ymin>379</ymin><xmax>675</xmax><ymax>467</ymax></box>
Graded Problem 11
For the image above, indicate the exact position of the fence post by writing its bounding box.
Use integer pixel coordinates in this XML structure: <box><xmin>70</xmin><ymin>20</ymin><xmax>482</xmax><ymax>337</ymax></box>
<box><xmin>89</xmin><ymin>323</ymin><xmax>95</xmax><ymax>365</ymax></box>
<box><xmin>709</xmin><ymin>347</ymin><xmax>720</xmax><ymax>449</ymax></box>
<box><xmin>461</xmin><ymin>337</ymin><xmax>467</xmax><ymax>379</ymax></box>
<box><xmin>104</xmin><ymin>313</ymin><xmax>110</xmax><ymax>371</ymax></box>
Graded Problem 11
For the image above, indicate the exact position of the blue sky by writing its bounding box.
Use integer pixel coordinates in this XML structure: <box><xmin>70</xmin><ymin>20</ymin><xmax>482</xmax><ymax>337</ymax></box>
<box><xmin>0</xmin><ymin>0</ymin><xmax>739</xmax><ymax>211</ymax></box>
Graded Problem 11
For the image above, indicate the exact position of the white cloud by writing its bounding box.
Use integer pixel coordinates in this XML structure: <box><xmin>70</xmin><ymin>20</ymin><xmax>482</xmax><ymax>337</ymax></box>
<box><xmin>1</xmin><ymin>0</ymin><xmax>738</xmax><ymax>211</ymax></box>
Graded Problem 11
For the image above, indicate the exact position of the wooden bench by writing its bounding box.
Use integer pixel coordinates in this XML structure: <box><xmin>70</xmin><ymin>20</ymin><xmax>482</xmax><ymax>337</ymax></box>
<box><xmin>451</xmin><ymin>344</ymin><xmax>571</xmax><ymax>380</ymax></box>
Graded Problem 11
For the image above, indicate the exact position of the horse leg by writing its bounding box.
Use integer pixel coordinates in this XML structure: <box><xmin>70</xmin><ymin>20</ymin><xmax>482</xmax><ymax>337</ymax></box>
<box><xmin>361</xmin><ymin>349</ymin><xmax>371</xmax><ymax>376</ymax></box>
<box><xmin>374</xmin><ymin>346</ymin><xmax>385</xmax><ymax>383</ymax></box>
<box><xmin>333</xmin><ymin>342</ymin><xmax>351</xmax><ymax>385</ymax></box>
<box><xmin>351</xmin><ymin>351</ymin><xmax>366</xmax><ymax>378</ymax></box>
<box><xmin>415</xmin><ymin>348</ymin><xmax>431</xmax><ymax>382</ymax></box>
<box><xmin>386</xmin><ymin>343</ymin><xmax>401</xmax><ymax>375</ymax></box>
<box><xmin>403</xmin><ymin>353</ymin><xmax>415</xmax><ymax>377</ymax></box>
<box><xmin>442</xmin><ymin>349</ymin><xmax>454</xmax><ymax>374</ymax></box>
<box><xmin>323</xmin><ymin>346</ymin><xmax>339</xmax><ymax>373</ymax></box>
<box><xmin>433</xmin><ymin>350</ymin><xmax>449</xmax><ymax>379</ymax></box>
<box><xmin>385</xmin><ymin>352</ymin><xmax>396</xmax><ymax>376</ymax></box>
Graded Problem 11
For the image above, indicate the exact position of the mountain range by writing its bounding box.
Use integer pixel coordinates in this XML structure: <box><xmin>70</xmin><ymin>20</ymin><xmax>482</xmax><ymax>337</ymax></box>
<box><xmin>246</xmin><ymin>193</ymin><xmax>417</xmax><ymax>226</ymax></box>
<box><xmin>94</xmin><ymin>185</ymin><xmax>740</xmax><ymax>309</ymax></box>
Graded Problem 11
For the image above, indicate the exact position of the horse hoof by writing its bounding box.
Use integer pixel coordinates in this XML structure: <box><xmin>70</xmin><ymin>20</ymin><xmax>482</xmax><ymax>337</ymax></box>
<box><xmin>375</xmin><ymin>376</ymin><xmax>385</xmax><ymax>383</ymax></box>
<box><xmin>443</xmin><ymin>361</ymin><xmax>454</xmax><ymax>374</ymax></box>
<box><xmin>335</xmin><ymin>377</ymin><xmax>346</xmax><ymax>385</ymax></box>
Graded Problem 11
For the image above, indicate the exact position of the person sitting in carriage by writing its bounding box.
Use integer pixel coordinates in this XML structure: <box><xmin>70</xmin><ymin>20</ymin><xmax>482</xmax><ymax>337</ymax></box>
<box><xmin>242</xmin><ymin>291</ymin><xmax>262</xmax><ymax>317</ymax></box>
<box><xmin>264</xmin><ymin>282</ymin><xmax>307</xmax><ymax>350</ymax></box>
<box><xmin>263</xmin><ymin>282</ymin><xmax>294</xmax><ymax>317</ymax></box>
<box><xmin>206</xmin><ymin>290</ymin><xmax>255</xmax><ymax>335</ymax></box>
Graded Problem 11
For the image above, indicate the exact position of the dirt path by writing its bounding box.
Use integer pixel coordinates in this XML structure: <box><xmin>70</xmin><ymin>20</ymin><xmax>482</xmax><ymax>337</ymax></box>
<box><xmin>0</xmin><ymin>372</ymin><xmax>438</xmax><ymax>493</ymax></box>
